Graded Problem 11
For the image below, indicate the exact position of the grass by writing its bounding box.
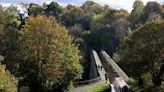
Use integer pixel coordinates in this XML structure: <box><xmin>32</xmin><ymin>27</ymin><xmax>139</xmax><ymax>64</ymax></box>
<box><xmin>85</xmin><ymin>83</ymin><xmax>111</xmax><ymax>92</ymax></box>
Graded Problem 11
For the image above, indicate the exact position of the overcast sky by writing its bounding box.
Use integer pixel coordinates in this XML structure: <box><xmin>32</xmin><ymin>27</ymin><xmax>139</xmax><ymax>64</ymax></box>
<box><xmin>1</xmin><ymin>0</ymin><xmax>164</xmax><ymax>12</ymax></box>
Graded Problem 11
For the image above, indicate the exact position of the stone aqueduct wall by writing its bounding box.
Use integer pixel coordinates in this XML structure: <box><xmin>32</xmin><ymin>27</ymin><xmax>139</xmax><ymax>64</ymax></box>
<box><xmin>101</xmin><ymin>51</ymin><xmax>129</xmax><ymax>81</ymax></box>
<box><xmin>74</xmin><ymin>50</ymin><xmax>101</xmax><ymax>85</ymax></box>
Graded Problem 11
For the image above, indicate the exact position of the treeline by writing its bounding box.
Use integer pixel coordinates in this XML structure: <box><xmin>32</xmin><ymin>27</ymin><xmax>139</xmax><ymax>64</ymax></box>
<box><xmin>27</xmin><ymin>0</ymin><xmax>164</xmax><ymax>56</ymax></box>
<box><xmin>0</xmin><ymin>0</ymin><xmax>164</xmax><ymax>91</ymax></box>
<box><xmin>114</xmin><ymin>1</ymin><xmax>164</xmax><ymax>92</ymax></box>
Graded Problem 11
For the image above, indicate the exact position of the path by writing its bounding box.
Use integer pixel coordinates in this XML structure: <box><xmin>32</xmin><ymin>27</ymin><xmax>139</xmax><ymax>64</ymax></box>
<box><xmin>72</xmin><ymin>50</ymin><xmax>107</xmax><ymax>92</ymax></box>
<box><xmin>92</xmin><ymin>50</ymin><xmax>106</xmax><ymax>81</ymax></box>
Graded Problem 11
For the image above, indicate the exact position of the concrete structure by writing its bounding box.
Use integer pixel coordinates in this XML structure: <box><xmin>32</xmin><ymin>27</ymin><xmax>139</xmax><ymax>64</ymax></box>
<box><xmin>101</xmin><ymin>51</ymin><xmax>129</xmax><ymax>81</ymax></box>
<box><xmin>91</xmin><ymin>50</ymin><xmax>106</xmax><ymax>81</ymax></box>
<box><xmin>89</xmin><ymin>50</ymin><xmax>100</xmax><ymax>79</ymax></box>
<box><xmin>73</xmin><ymin>50</ymin><xmax>107</xmax><ymax>92</ymax></box>
<box><xmin>74</xmin><ymin>50</ymin><xmax>105</xmax><ymax>85</ymax></box>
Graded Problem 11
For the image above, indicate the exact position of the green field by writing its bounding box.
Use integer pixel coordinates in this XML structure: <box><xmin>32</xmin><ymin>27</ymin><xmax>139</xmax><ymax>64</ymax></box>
<box><xmin>85</xmin><ymin>83</ymin><xmax>111</xmax><ymax>92</ymax></box>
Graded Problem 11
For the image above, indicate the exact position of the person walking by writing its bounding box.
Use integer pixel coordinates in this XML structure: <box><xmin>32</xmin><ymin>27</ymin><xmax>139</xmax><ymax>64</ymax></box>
<box><xmin>97</xmin><ymin>65</ymin><xmax>100</xmax><ymax>70</ymax></box>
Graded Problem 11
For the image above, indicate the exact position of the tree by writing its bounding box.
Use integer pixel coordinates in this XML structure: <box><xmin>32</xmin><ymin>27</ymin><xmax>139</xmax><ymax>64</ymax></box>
<box><xmin>112</xmin><ymin>19</ymin><xmax>129</xmax><ymax>42</ymax></box>
<box><xmin>0</xmin><ymin>28</ymin><xmax>20</xmax><ymax>74</ymax></box>
<box><xmin>142</xmin><ymin>1</ymin><xmax>164</xmax><ymax>22</ymax></box>
<box><xmin>0</xmin><ymin>5</ymin><xmax>5</xmax><ymax>30</ymax></box>
<box><xmin>81</xmin><ymin>1</ymin><xmax>106</xmax><ymax>15</ymax></box>
<box><xmin>45</xmin><ymin>2</ymin><xmax>63</xmax><ymax>18</ymax></box>
<box><xmin>88</xmin><ymin>23</ymin><xmax>110</xmax><ymax>51</ymax></box>
<box><xmin>28</xmin><ymin>3</ymin><xmax>44</xmax><ymax>16</ymax></box>
<box><xmin>101</xmin><ymin>32</ymin><xmax>117</xmax><ymax>56</ymax></box>
<box><xmin>116</xmin><ymin>19</ymin><xmax>164</xmax><ymax>86</ymax></box>
<box><xmin>20</xmin><ymin>16</ymin><xmax>82</xmax><ymax>91</ymax></box>
<box><xmin>0</xmin><ymin>5</ymin><xmax>20</xmax><ymax>29</ymax></box>
<box><xmin>103</xmin><ymin>9</ymin><xmax>129</xmax><ymax>24</ymax></box>
<box><xmin>0</xmin><ymin>55</ymin><xmax>18</xmax><ymax>92</ymax></box>
<box><xmin>60</xmin><ymin>7</ymin><xmax>84</xmax><ymax>26</ymax></box>
<box><xmin>130</xmin><ymin>0</ymin><xmax>144</xmax><ymax>28</ymax></box>
<box><xmin>0</xmin><ymin>5</ymin><xmax>20</xmax><ymax>74</ymax></box>
<box><xmin>69</xmin><ymin>23</ymin><xmax>83</xmax><ymax>38</ymax></box>
<box><xmin>65</xmin><ymin>4</ymin><xmax>75</xmax><ymax>10</ymax></box>
<box><xmin>60</xmin><ymin>6</ymin><xmax>91</xmax><ymax>30</ymax></box>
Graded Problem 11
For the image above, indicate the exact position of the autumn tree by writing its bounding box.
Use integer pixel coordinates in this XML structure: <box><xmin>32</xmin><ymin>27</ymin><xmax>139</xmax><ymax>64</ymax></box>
<box><xmin>0</xmin><ymin>55</ymin><xmax>18</xmax><ymax>92</ymax></box>
<box><xmin>20</xmin><ymin>16</ymin><xmax>82</xmax><ymax>91</ymax></box>
<box><xmin>116</xmin><ymin>19</ymin><xmax>164</xmax><ymax>86</ymax></box>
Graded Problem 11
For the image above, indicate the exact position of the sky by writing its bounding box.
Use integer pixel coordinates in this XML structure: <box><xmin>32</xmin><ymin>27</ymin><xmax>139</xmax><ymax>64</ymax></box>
<box><xmin>0</xmin><ymin>0</ymin><xmax>164</xmax><ymax>12</ymax></box>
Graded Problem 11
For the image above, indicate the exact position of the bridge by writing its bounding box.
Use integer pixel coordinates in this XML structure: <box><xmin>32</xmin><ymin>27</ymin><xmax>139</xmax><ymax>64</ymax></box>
<box><xmin>73</xmin><ymin>50</ymin><xmax>106</xmax><ymax>92</ymax></box>
<box><xmin>101</xmin><ymin>51</ymin><xmax>129</xmax><ymax>82</ymax></box>
<box><xmin>73</xmin><ymin>50</ymin><xmax>129</xmax><ymax>92</ymax></box>
<box><xmin>74</xmin><ymin>50</ymin><xmax>106</xmax><ymax>86</ymax></box>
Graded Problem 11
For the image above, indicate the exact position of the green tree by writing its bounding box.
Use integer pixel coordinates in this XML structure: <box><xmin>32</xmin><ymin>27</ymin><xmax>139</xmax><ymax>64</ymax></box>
<box><xmin>88</xmin><ymin>23</ymin><xmax>110</xmax><ymax>51</ymax></box>
<box><xmin>0</xmin><ymin>5</ymin><xmax>5</xmax><ymax>30</ymax></box>
<box><xmin>45</xmin><ymin>2</ymin><xmax>63</xmax><ymax>18</ymax></box>
<box><xmin>65</xmin><ymin>4</ymin><xmax>75</xmax><ymax>10</ymax></box>
<box><xmin>0</xmin><ymin>5</ymin><xmax>20</xmax><ymax>74</ymax></box>
<box><xmin>0</xmin><ymin>55</ymin><xmax>18</xmax><ymax>92</ymax></box>
<box><xmin>0</xmin><ymin>28</ymin><xmax>20</xmax><ymax>74</ymax></box>
<box><xmin>60</xmin><ymin>7</ymin><xmax>84</xmax><ymax>26</ymax></box>
<box><xmin>81</xmin><ymin>1</ymin><xmax>106</xmax><ymax>15</ymax></box>
<box><xmin>60</xmin><ymin>7</ymin><xmax>91</xmax><ymax>30</ymax></box>
<box><xmin>112</xmin><ymin>19</ymin><xmax>129</xmax><ymax>42</ymax></box>
<box><xmin>116</xmin><ymin>19</ymin><xmax>164</xmax><ymax>86</ymax></box>
<box><xmin>142</xmin><ymin>1</ymin><xmax>164</xmax><ymax>22</ymax></box>
<box><xmin>130</xmin><ymin>0</ymin><xmax>144</xmax><ymax>28</ymax></box>
<box><xmin>69</xmin><ymin>23</ymin><xmax>83</xmax><ymax>38</ymax></box>
<box><xmin>101</xmin><ymin>32</ymin><xmax>117</xmax><ymax>56</ymax></box>
<box><xmin>28</xmin><ymin>3</ymin><xmax>44</xmax><ymax>16</ymax></box>
<box><xmin>1</xmin><ymin>5</ymin><xmax>20</xmax><ymax>28</ymax></box>
<box><xmin>20</xmin><ymin>16</ymin><xmax>82</xmax><ymax>91</ymax></box>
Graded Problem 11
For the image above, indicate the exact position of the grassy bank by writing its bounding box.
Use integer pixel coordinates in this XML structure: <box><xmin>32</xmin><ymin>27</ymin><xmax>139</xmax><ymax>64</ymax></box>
<box><xmin>85</xmin><ymin>83</ymin><xmax>111</xmax><ymax>92</ymax></box>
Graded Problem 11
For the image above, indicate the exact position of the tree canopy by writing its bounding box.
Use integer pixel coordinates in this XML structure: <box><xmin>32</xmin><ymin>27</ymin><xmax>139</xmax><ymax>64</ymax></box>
<box><xmin>116</xmin><ymin>19</ymin><xmax>164</xmax><ymax>86</ymax></box>
<box><xmin>20</xmin><ymin>16</ymin><xmax>82</xmax><ymax>91</ymax></box>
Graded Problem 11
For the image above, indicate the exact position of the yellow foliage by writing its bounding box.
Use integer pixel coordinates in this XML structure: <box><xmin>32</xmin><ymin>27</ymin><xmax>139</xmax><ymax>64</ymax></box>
<box><xmin>20</xmin><ymin>15</ymin><xmax>82</xmax><ymax>90</ymax></box>
<box><xmin>0</xmin><ymin>64</ymin><xmax>18</xmax><ymax>92</ymax></box>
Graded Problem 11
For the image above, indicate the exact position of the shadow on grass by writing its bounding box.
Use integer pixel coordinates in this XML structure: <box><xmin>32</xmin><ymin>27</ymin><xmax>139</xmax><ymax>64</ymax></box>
<box><xmin>102</xmin><ymin>87</ymin><xmax>111</xmax><ymax>92</ymax></box>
